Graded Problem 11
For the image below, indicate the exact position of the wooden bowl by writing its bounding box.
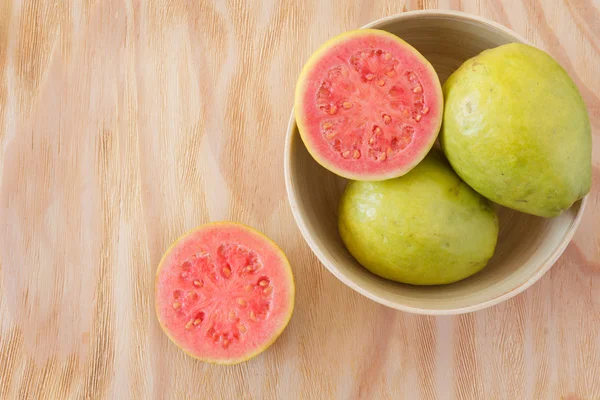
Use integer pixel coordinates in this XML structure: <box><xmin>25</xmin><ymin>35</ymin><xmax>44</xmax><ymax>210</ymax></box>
<box><xmin>284</xmin><ymin>10</ymin><xmax>587</xmax><ymax>315</ymax></box>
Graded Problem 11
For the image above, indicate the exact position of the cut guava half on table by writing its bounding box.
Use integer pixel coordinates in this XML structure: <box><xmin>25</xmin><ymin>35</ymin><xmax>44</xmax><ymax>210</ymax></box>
<box><xmin>155</xmin><ymin>222</ymin><xmax>295</xmax><ymax>365</ymax></box>
<box><xmin>294</xmin><ymin>29</ymin><xmax>443</xmax><ymax>181</ymax></box>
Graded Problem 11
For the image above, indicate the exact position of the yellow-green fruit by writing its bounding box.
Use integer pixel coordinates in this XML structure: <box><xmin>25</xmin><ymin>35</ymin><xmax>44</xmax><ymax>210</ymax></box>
<box><xmin>338</xmin><ymin>151</ymin><xmax>499</xmax><ymax>285</ymax></box>
<box><xmin>441</xmin><ymin>43</ymin><xmax>591</xmax><ymax>218</ymax></box>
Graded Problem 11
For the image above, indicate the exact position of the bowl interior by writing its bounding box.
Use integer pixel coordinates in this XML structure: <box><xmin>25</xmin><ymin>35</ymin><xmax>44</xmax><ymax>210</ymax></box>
<box><xmin>285</xmin><ymin>11</ymin><xmax>584</xmax><ymax>314</ymax></box>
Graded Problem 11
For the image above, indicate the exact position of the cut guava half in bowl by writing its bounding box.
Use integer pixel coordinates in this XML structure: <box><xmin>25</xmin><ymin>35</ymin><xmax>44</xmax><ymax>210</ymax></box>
<box><xmin>294</xmin><ymin>28</ymin><xmax>443</xmax><ymax>181</ymax></box>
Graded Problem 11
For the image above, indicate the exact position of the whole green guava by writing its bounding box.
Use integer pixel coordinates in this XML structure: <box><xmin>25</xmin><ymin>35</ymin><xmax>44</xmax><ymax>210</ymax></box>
<box><xmin>441</xmin><ymin>43</ymin><xmax>591</xmax><ymax>218</ymax></box>
<box><xmin>338</xmin><ymin>151</ymin><xmax>499</xmax><ymax>285</ymax></box>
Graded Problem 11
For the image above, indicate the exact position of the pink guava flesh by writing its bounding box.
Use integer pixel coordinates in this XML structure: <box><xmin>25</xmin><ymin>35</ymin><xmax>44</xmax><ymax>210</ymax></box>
<box><xmin>155</xmin><ymin>223</ymin><xmax>294</xmax><ymax>364</ymax></box>
<box><xmin>295</xmin><ymin>30</ymin><xmax>443</xmax><ymax>180</ymax></box>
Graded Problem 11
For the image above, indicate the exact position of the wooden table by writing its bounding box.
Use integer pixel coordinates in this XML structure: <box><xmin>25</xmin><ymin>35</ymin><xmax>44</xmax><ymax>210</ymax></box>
<box><xmin>0</xmin><ymin>1</ymin><xmax>598</xmax><ymax>399</ymax></box>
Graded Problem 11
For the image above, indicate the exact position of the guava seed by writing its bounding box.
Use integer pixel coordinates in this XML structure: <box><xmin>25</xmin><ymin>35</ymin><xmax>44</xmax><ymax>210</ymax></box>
<box><xmin>173</xmin><ymin>301</ymin><xmax>181</xmax><ymax>310</ymax></box>
<box><xmin>181</xmin><ymin>261</ymin><xmax>192</xmax><ymax>270</ymax></box>
<box><xmin>332</xmin><ymin>138</ymin><xmax>342</xmax><ymax>151</ymax></box>
<box><xmin>186</xmin><ymin>291</ymin><xmax>198</xmax><ymax>301</ymax></box>
<box><xmin>238</xmin><ymin>325</ymin><xmax>247</xmax><ymax>333</ymax></box>
<box><xmin>193</xmin><ymin>280</ymin><xmax>203</xmax><ymax>288</ymax></box>
<box><xmin>318</xmin><ymin>87</ymin><xmax>330</xmax><ymax>98</ymax></box>
<box><xmin>237</xmin><ymin>298</ymin><xmax>248</xmax><ymax>308</ymax></box>
<box><xmin>343</xmin><ymin>101</ymin><xmax>353</xmax><ymax>109</ymax></box>
<box><xmin>264</xmin><ymin>286</ymin><xmax>273</xmax><ymax>295</ymax></box>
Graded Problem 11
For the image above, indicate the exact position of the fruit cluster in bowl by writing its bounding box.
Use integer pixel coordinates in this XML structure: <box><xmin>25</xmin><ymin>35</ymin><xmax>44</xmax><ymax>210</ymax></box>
<box><xmin>293</xmin><ymin>28</ymin><xmax>591</xmax><ymax>287</ymax></box>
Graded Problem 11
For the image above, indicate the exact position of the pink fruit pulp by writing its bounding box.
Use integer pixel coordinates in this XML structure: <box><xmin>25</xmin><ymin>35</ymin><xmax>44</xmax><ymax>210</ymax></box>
<box><xmin>155</xmin><ymin>222</ymin><xmax>295</xmax><ymax>364</ymax></box>
<box><xmin>295</xmin><ymin>29</ymin><xmax>443</xmax><ymax>180</ymax></box>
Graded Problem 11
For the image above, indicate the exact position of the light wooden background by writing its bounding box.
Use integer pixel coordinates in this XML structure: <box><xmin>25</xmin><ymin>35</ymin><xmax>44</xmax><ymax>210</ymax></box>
<box><xmin>0</xmin><ymin>0</ymin><xmax>598</xmax><ymax>399</ymax></box>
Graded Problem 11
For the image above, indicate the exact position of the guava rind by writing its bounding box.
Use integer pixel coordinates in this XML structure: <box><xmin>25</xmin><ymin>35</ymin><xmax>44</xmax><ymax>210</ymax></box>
<box><xmin>338</xmin><ymin>151</ymin><xmax>499</xmax><ymax>285</ymax></box>
<box><xmin>440</xmin><ymin>43</ymin><xmax>591</xmax><ymax>218</ymax></box>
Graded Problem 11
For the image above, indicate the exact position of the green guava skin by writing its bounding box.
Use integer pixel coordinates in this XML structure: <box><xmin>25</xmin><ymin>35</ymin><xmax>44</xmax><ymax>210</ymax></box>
<box><xmin>440</xmin><ymin>43</ymin><xmax>591</xmax><ymax>218</ymax></box>
<box><xmin>338</xmin><ymin>151</ymin><xmax>499</xmax><ymax>285</ymax></box>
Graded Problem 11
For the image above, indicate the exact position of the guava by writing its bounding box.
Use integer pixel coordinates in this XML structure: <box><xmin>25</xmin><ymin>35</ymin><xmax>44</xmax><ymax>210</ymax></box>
<box><xmin>338</xmin><ymin>150</ymin><xmax>499</xmax><ymax>285</ymax></box>
<box><xmin>155</xmin><ymin>222</ymin><xmax>295</xmax><ymax>365</ymax></box>
<box><xmin>294</xmin><ymin>29</ymin><xmax>443</xmax><ymax>181</ymax></box>
<box><xmin>440</xmin><ymin>43</ymin><xmax>591</xmax><ymax>218</ymax></box>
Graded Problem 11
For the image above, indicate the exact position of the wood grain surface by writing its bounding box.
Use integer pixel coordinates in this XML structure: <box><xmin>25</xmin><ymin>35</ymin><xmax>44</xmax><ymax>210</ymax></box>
<box><xmin>0</xmin><ymin>0</ymin><xmax>598</xmax><ymax>399</ymax></box>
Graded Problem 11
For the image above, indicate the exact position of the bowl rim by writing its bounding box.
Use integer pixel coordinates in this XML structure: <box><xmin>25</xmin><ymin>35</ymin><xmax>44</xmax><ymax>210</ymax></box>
<box><xmin>284</xmin><ymin>9</ymin><xmax>589</xmax><ymax>315</ymax></box>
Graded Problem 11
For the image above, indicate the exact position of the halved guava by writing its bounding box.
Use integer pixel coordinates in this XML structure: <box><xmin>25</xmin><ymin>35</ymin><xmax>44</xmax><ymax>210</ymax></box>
<box><xmin>155</xmin><ymin>222</ymin><xmax>295</xmax><ymax>365</ymax></box>
<box><xmin>294</xmin><ymin>29</ymin><xmax>443</xmax><ymax>181</ymax></box>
